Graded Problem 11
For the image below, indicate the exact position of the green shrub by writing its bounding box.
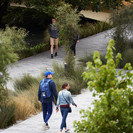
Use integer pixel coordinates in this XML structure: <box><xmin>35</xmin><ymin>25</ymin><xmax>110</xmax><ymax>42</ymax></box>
<box><xmin>74</xmin><ymin>88</ymin><xmax>133</xmax><ymax>133</ymax></box>
<box><xmin>14</xmin><ymin>74</ymin><xmax>39</xmax><ymax>91</ymax></box>
<box><xmin>0</xmin><ymin>103</ymin><xmax>16</xmax><ymax>129</ymax></box>
<box><xmin>17</xmin><ymin>43</ymin><xmax>50</xmax><ymax>59</ymax></box>
<box><xmin>0</xmin><ymin>26</ymin><xmax>28</xmax><ymax>50</ymax></box>
<box><xmin>0</xmin><ymin>87</ymin><xmax>8</xmax><ymax>106</ymax></box>
<box><xmin>78</xmin><ymin>22</ymin><xmax>112</xmax><ymax>39</ymax></box>
<box><xmin>0</xmin><ymin>26</ymin><xmax>21</xmax><ymax>104</ymax></box>
<box><xmin>74</xmin><ymin>39</ymin><xmax>133</xmax><ymax>133</ymax></box>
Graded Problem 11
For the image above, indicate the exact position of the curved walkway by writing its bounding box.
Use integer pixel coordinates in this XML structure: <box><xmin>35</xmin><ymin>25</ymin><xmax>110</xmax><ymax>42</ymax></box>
<box><xmin>7</xmin><ymin>29</ymin><xmax>112</xmax><ymax>90</ymax></box>
<box><xmin>1</xmin><ymin>30</ymin><xmax>112</xmax><ymax>133</ymax></box>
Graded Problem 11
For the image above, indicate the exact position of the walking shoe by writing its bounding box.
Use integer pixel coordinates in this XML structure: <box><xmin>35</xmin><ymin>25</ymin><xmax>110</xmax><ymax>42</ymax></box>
<box><xmin>55</xmin><ymin>52</ymin><xmax>57</xmax><ymax>57</ymax></box>
<box><xmin>51</xmin><ymin>54</ymin><xmax>53</xmax><ymax>59</ymax></box>
<box><xmin>65</xmin><ymin>129</ymin><xmax>70</xmax><ymax>132</ymax></box>
<box><xmin>42</xmin><ymin>123</ymin><xmax>46</xmax><ymax>131</ymax></box>
<box><xmin>46</xmin><ymin>125</ymin><xmax>50</xmax><ymax>130</ymax></box>
<box><xmin>46</xmin><ymin>123</ymin><xmax>50</xmax><ymax>130</ymax></box>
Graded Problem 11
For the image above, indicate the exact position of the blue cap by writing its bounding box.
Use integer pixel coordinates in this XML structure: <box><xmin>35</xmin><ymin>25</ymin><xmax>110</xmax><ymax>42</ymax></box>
<box><xmin>45</xmin><ymin>71</ymin><xmax>54</xmax><ymax>76</ymax></box>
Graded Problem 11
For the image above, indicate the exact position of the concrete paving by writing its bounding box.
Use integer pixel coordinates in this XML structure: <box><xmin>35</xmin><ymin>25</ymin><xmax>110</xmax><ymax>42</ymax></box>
<box><xmin>1</xmin><ymin>89</ymin><xmax>99</xmax><ymax>133</ymax></box>
<box><xmin>7</xmin><ymin>29</ymin><xmax>112</xmax><ymax>91</ymax></box>
<box><xmin>1</xmin><ymin>30</ymin><xmax>112</xmax><ymax>133</ymax></box>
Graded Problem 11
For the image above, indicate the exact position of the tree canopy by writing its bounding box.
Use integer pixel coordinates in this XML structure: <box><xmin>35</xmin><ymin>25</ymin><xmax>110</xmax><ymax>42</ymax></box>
<box><xmin>0</xmin><ymin>0</ymin><xmax>132</xmax><ymax>23</ymax></box>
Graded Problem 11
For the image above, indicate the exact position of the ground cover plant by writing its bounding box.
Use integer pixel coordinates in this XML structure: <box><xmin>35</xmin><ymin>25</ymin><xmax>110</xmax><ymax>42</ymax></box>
<box><xmin>74</xmin><ymin>39</ymin><xmax>133</xmax><ymax>133</ymax></box>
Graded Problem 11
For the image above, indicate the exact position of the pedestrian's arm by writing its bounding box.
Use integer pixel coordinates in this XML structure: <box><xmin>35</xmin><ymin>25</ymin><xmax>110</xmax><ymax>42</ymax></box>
<box><xmin>56</xmin><ymin>95</ymin><xmax>60</xmax><ymax>107</ymax></box>
<box><xmin>51</xmin><ymin>81</ymin><xmax>58</xmax><ymax>102</ymax></box>
<box><xmin>56</xmin><ymin>95</ymin><xmax>60</xmax><ymax>112</ymax></box>
<box><xmin>68</xmin><ymin>92</ymin><xmax>76</xmax><ymax>106</ymax></box>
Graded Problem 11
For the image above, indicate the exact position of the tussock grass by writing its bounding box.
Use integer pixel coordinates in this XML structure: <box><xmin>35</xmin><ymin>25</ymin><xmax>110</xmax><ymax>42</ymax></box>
<box><xmin>20</xmin><ymin>85</ymin><xmax>42</xmax><ymax>111</ymax></box>
<box><xmin>2</xmin><ymin>61</ymin><xmax>86</xmax><ymax>127</ymax></box>
<box><xmin>13</xmin><ymin>96</ymin><xmax>36</xmax><ymax>121</ymax></box>
<box><xmin>0</xmin><ymin>103</ymin><xmax>15</xmax><ymax>129</ymax></box>
<box><xmin>11</xmin><ymin>83</ymin><xmax>42</xmax><ymax>121</ymax></box>
<box><xmin>8</xmin><ymin>78</ymin><xmax>42</xmax><ymax>122</ymax></box>
<box><xmin>53</xmin><ymin>62</ymin><xmax>87</xmax><ymax>94</ymax></box>
<box><xmin>14</xmin><ymin>74</ymin><xmax>39</xmax><ymax>91</ymax></box>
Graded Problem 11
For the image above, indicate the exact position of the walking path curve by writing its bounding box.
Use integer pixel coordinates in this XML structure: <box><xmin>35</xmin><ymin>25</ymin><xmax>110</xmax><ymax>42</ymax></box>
<box><xmin>1</xmin><ymin>29</ymin><xmax>112</xmax><ymax>133</ymax></box>
<box><xmin>7</xmin><ymin>29</ymin><xmax>112</xmax><ymax>90</ymax></box>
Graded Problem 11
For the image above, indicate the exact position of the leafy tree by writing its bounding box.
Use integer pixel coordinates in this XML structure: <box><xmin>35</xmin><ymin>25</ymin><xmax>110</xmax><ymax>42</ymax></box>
<box><xmin>88</xmin><ymin>0</ymin><xmax>131</xmax><ymax>12</ymax></box>
<box><xmin>112</xmin><ymin>4</ymin><xmax>133</xmax><ymax>54</ymax></box>
<box><xmin>0</xmin><ymin>26</ymin><xmax>27</xmax><ymax>105</ymax></box>
<box><xmin>20</xmin><ymin>0</ymin><xmax>61</xmax><ymax>16</ymax></box>
<box><xmin>63</xmin><ymin>0</ymin><xmax>89</xmax><ymax>11</ymax></box>
<box><xmin>55</xmin><ymin>2</ymin><xmax>80</xmax><ymax>73</ymax></box>
<box><xmin>0</xmin><ymin>0</ymin><xmax>27</xmax><ymax>25</ymax></box>
<box><xmin>74</xmin><ymin>39</ymin><xmax>133</xmax><ymax>133</ymax></box>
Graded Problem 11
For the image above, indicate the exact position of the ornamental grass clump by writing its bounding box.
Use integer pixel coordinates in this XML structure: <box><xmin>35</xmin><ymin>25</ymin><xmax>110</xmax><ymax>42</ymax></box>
<box><xmin>74</xmin><ymin>39</ymin><xmax>133</xmax><ymax>133</ymax></box>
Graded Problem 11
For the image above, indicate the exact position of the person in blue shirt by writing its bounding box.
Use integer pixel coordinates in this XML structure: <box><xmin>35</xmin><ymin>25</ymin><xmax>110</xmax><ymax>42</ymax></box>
<box><xmin>38</xmin><ymin>70</ymin><xmax>58</xmax><ymax>130</ymax></box>
<box><xmin>56</xmin><ymin>83</ymin><xmax>77</xmax><ymax>133</ymax></box>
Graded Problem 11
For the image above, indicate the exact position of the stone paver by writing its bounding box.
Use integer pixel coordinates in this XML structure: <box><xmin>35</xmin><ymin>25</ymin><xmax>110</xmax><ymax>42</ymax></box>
<box><xmin>1</xmin><ymin>30</ymin><xmax>112</xmax><ymax>133</ymax></box>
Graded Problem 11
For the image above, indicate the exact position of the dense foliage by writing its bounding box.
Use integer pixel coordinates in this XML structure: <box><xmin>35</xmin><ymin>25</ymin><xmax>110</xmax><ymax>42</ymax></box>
<box><xmin>74</xmin><ymin>39</ymin><xmax>133</xmax><ymax>133</ymax></box>
<box><xmin>54</xmin><ymin>2</ymin><xmax>80</xmax><ymax>73</ymax></box>
<box><xmin>88</xmin><ymin>0</ymin><xmax>131</xmax><ymax>12</ymax></box>
<box><xmin>112</xmin><ymin>4</ymin><xmax>133</xmax><ymax>67</ymax></box>
<box><xmin>0</xmin><ymin>26</ymin><xmax>27</xmax><ymax>104</ymax></box>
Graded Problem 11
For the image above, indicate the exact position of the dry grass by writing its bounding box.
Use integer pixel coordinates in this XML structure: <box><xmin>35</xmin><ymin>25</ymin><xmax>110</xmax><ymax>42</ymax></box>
<box><xmin>10</xmin><ymin>83</ymin><xmax>42</xmax><ymax>121</ymax></box>
<box><xmin>13</xmin><ymin>96</ymin><xmax>36</xmax><ymax>121</ymax></box>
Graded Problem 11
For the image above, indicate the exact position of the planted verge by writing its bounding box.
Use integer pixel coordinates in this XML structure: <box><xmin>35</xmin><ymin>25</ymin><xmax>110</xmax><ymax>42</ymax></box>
<box><xmin>53</xmin><ymin>61</ymin><xmax>87</xmax><ymax>94</ymax></box>
<box><xmin>74</xmin><ymin>39</ymin><xmax>133</xmax><ymax>133</ymax></box>
<box><xmin>78</xmin><ymin>21</ymin><xmax>112</xmax><ymax>39</ymax></box>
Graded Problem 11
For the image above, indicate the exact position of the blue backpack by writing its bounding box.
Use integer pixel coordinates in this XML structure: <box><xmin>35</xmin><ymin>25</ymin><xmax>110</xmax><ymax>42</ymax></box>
<box><xmin>40</xmin><ymin>79</ymin><xmax>52</xmax><ymax>99</ymax></box>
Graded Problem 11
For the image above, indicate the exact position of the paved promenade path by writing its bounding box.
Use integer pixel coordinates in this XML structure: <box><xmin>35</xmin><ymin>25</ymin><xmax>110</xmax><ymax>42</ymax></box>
<box><xmin>1</xmin><ymin>30</ymin><xmax>112</xmax><ymax>133</ymax></box>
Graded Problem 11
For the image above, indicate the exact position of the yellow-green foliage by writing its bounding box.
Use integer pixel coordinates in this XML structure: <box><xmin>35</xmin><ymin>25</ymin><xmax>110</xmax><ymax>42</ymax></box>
<box><xmin>0</xmin><ymin>26</ymin><xmax>28</xmax><ymax>49</ymax></box>
<box><xmin>0</xmin><ymin>26</ymin><xmax>27</xmax><ymax>104</ymax></box>
<box><xmin>74</xmin><ymin>40</ymin><xmax>133</xmax><ymax>133</ymax></box>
